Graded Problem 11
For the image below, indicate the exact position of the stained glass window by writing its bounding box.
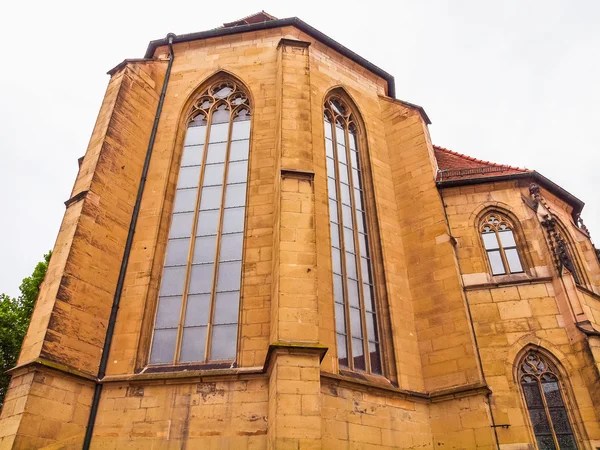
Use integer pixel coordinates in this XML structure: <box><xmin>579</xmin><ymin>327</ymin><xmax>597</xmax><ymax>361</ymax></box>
<box><xmin>481</xmin><ymin>213</ymin><xmax>524</xmax><ymax>275</ymax></box>
<box><xmin>519</xmin><ymin>350</ymin><xmax>578</xmax><ymax>450</ymax></box>
<box><xmin>324</xmin><ymin>95</ymin><xmax>381</xmax><ymax>374</ymax></box>
<box><xmin>150</xmin><ymin>80</ymin><xmax>250</xmax><ymax>365</ymax></box>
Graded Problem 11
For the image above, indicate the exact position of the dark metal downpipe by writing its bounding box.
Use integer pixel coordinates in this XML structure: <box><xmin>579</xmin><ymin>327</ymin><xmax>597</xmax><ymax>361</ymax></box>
<box><xmin>82</xmin><ymin>33</ymin><xmax>176</xmax><ymax>450</ymax></box>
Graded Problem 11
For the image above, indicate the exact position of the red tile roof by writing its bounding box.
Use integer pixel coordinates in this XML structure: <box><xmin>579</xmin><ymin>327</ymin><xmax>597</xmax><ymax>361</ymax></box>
<box><xmin>222</xmin><ymin>12</ymin><xmax>277</xmax><ymax>28</ymax></box>
<box><xmin>434</xmin><ymin>145</ymin><xmax>532</xmax><ymax>182</ymax></box>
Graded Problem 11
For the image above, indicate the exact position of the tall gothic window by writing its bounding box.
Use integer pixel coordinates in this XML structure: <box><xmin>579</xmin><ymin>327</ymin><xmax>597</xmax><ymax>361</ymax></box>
<box><xmin>149</xmin><ymin>80</ymin><xmax>251</xmax><ymax>365</ymax></box>
<box><xmin>519</xmin><ymin>350</ymin><xmax>578</xmax><ymax>450</ymax></box>
<box><xmin>481</xmin><ymin>212</ymin><xmax>524</xmax><ymax>275</ymax></box>
<box><xmin>324</xmin><ymin>95</ymin><xmax>381</xmax><ymax>374</ymax></box>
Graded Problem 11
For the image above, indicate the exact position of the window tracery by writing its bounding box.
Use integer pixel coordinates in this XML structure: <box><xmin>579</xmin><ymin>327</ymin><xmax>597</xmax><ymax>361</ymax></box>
<box><xmin>150</xmin><ymin>79</ymin><xmax>251</xmax><ymax>365</ymax></box>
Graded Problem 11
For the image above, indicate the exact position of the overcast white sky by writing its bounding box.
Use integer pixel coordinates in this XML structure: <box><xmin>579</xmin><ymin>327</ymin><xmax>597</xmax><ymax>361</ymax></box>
<box><xmin>1</xmin><ymin>1</ymin><xmax>599</xmax><ymax>297</ymax></box>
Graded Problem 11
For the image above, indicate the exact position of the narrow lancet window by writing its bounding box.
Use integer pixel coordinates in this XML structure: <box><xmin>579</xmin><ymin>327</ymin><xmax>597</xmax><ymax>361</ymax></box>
<box><xmin>481</xmin><ymin>212</ymin><xmax>524</xmax><ymax>275</ymax></box>
<box><xmin>519</xmin><ymin>350</ymin><xmax>578</xmax><ymax>450</ymax></box>
<box><xmin>324</xmin><ymin>95</ymin><xmax>381</xmax><ymax>374</ymax></box>
<box><xmin>150</xmin><ymin>80</ymin><xmax>251</xmax><ymax>365</ymax></box>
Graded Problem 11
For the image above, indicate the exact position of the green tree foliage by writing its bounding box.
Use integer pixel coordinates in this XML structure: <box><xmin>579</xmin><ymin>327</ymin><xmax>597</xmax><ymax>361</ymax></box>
<box><xmin>0</xmin><ymin>252</ymin><xmax>51</xmax><ymax>407</ymax></box>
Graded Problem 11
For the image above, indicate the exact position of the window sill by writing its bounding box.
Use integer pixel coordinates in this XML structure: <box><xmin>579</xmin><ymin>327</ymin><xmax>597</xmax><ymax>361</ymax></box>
<box><xmin>463</xmin><ymin>274</ymin><xmax>553</xmax><ymax>291</ymax></box>
<box><xmin>101</xmin><ymin>364</ymin><xmax>265</xmax><ymax>383</ymax></box>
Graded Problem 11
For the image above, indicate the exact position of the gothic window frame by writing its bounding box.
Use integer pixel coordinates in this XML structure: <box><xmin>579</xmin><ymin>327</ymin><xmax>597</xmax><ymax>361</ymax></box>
<box><xmin>517</xmin><ymin>349</ymin><xmax>580</xmax><ymax>450</ymax></box>
<box><xmin>324</xmin><ymin>92</ymin><xmax>384</xmax><ymax>376</ymax></box>
<box><xmin>148</xmin><ymin>77</ymin><xmax>252</xmax><ymax>367</ymax></box>
<box><xmin>480</xmin><ymin>211</ymin><xmax>525</xmax><ymax>276</ymax></box>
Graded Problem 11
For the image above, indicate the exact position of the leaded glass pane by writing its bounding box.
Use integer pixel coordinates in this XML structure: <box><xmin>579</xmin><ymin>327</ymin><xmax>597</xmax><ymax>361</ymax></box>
<box><xmin>170</xmin><ymin>213</ymin><xmax>194</xmax><ymax>239</ymax></box>
<box><xmin>345</xmin><ymin>252</ymin><xmax>357</xmax><ymax>279</ymax></box>
<box><xmin>180</xmin><ymin>326</ymin><xmax>207</xmax><ymax>362</ymax></box>
<box><xmin>535</xmin><ymin>435</ymin><xmax>556</xmax><ymax>450</ymax></box>
<box><xmin>369</xmin><ymin>342</ymin><xmax>382</xmax><ymax>374</ymax></box>
<box><xmin>159</xmin><ymin>266</ymin><xmax>187</xmax><ymax>296</ymax></box>
<box><xmin>213</xmin><ymin>291</ymin><xmax>240</xmax><ymax>324</ymax></box>
<box><xmin>200</xmin><ymin>186</ymin><xmax>223</xmax><ymax>210</ymax></box>
<box><xmin>155</xmin><ymin>296</ymin><xmax>182</xmax><ymax>329</ymax></box>
<box><xmin>344</xmin><ymin>228</ymin><xmax>355</xmax><ymax>254</ymax></box>
<box><xmin>352</xmin><ymin>338</ymin><xmax>365</xmax><ymax>371</ymax></box>
<box><xmin>350</xmin><ymin>308</ymin><xmax>362</xmax><ymax>338</ymax></box>
<box><xmin>330</xmin><ymin>223</ymin><xmax>340</xmax><ymax>248</ymax></box>
<box><xmin>210</xmin><ymin>325</ymin><xmax>237</xmax><ymax>360</ymax></box>
<box><xmin>173</xmin><ymin>188</ymin><xmax>198</xmax><ymax>213</ymax></box>
<box><xmin>335</xmin><ymin>303</ymin><xmax>346</xmax><ymax>332</ymax></box>
<box><xmin>542</xmin><ymin>381</ymin><xmax>566</xmax><ymax>408</ymax></box>
<box><xmin>548</xmin><ymin>409</ymin><xmax>572</xmax><ymax>434</ymax></box>
<box><xmin>222</xmin><ymin>207</ymin><xmax>245</xmax><ymax>234</ymax></box>
<box><xmin>488</xmin><ymin>250</ymin><xmax>506</xmax><ymax>275</ymax></box>
<box><xmin>206</xmin><ymin>142</ymin><xmax>227</xmax><ymax>164</ymax></box>
<box><xmin>328</xmin><ymin>178</ymin><xmax>337</xmax><ymax>200</ymax></box>
<box><xmin>165</xmin><ymin>238</ymin><xmax>191</xmax><ymax>267</ymax></box>
<box><xmin>347</xmin><ymin>279</ymin><xmax>359</xmax><ymax>308</ymax></box>
<box><xmin>556</xmin><ymin>435</ymin><xmax>577</xmax><ymax>450</ymax></box>
<box><xmin>209</xmin><ymin>123</ymin><xmax>229</xmax><ymax>143</ymax></box>
<box><xmin>340</xmin><ymin>182</ymin><xmax>351</xmax><ymax>206</ymax></box>
<box><xmin>227</xmin><ymin>161</ymin><xmax>248</xmax><ymax>184</ymax></box>
<box><xmin>231</xmin><ymin>120</ymin><xmax>251</xmax><ymax>141</ymax></box>
<box><xmin>325</xmin><ymin>138</ymin><xmax>334</xmax><ymax>157</ymax></box>
<box><xmin>177</xmin><ymin>166</ymin><xmax>201</xmax><ymax>189</ymax></box>
<box><xmin>192</xmin><ymin>235</ymin><xmax>216</xmax><ymax>264</ymax></box>
<box><xmin>333</xmin><ymin>274</ymin><xmax>344</xmax><ymax>304</ymax></box>
<box><xmin>224</xmin><ymin>183</ymin><xmax>247</xmax><ymax>208</ymax></box>
<box><xmin>498</xmin><ymin>229</ymin><xmax>517</xmax><ymax>247</ymax></box>
<box><xmin>184</xmin><ymin>294</ymin><xmax>211</xmax><ymax>327</ymax></box>
<box><xmin>184</xmin><ymin>126</ymin><xmax>206</xmax><ymax>147</ymax></box>
<box><xmin>337</xmin><ymin>334</ymin><xmax>348</xmax><ymax>367</ymax></box>
<box><xmin>216</xmin><ymin>261</ymin><xmax>242</xmax><ymax>292</ymax></box>
<box><xmin>229</xmin><ymin>139</ymin><xmax>249</xmax><ymax>162</ymax></box>
<box><xmin>219</xmin><ymin>233</ymin><xmax>243</xmax><ymax>262</ymax></box>
<box><xmin>189</xmin><ymin>264</ymin><xmax>214</xmax><ymax>294</ymax></box>
<box><xmin>332</xmin><ymin>248</ymin><xmax>342</xmax><ymax>275</ymax></box>
<box><xmin>202</xmin><ymin>163</ymin><xmax>225</xmax><ymax>186</ymax></box>
<box><xmin>326</xmin><ymin>157</ymin><xmax>335</xmax><ymax>176</ymax></box>
<box><xmin>149</xmin><ymin>328</ymin><xmax>177</xmax><ymax>364</ymax></box>
<box><xmin>181</xmin><ymin>145</ymin><xmax>204</xmax><ymax>167</ymax></box>
<box><xmin>196</xmin><ymin>210</ymin><xmax>220</xmax><ymax>236</ymax></box>
<box><xmin>506</xmin><ymin>248</ymin><xmax>523</xmax><ymax>273</ymax></box>
<box><xmin>482</xmin><ymin>232</ymin><xmax>500</xmax><ymax>250</ymax></box>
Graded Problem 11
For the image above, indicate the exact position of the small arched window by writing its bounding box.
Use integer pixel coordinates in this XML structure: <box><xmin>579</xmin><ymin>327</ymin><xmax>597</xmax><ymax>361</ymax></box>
<box><xmin>149</xmin><ymin>79</ymin><xmax>251</xmax><ymax>365</ymax></box>
<box><xmin>481</xmin><ymin>212</ymin><xmax>524</xmax><ymax>275</ymax></box>
<box><xmin>519</xmin><ymin>350</ymin><xmax>578</xmax><ymax>450</ymax></box>
<box><xmin>324</xmin><ymin>94</ymin><xmax>382</xmax><ymax>374</ymax></box>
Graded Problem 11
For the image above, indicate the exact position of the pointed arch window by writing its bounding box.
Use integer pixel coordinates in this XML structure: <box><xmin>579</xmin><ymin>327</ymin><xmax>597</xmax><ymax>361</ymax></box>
<box><xmin>519</xmin><ymin>350</ymin><xmax>578</xmax><ymax>450</ymax></box>
<box><xmin>324</xmin><ymin>95</ymin><xmax>382</xmax><ymax>374</ymax></box>
<box><xmin>481</xmin><ymin>212</ymin><xmax>524</xmax><ymax>275</ymax></box>
<box><xmin>149</xmin><ymin>79</ymin><xmax>251</xmax><ymax>365</ymax></box>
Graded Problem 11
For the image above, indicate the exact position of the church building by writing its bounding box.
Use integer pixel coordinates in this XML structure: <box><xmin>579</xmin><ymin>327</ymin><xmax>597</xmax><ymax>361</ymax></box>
<box><xmin>1</xmin><ymin>12</ymin><xmax>599</xmax><ymax>450</ymax></box>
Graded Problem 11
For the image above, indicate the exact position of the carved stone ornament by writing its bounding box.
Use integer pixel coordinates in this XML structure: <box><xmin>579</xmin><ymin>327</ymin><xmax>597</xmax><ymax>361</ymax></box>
<box><xmin>574</xmin><ymin>213</ymin><xmax>590</xmax><ymax>236</ymax></box>
<box><xmin>529</xmin><ymin>182</ymin><xmax>541</xmax><ymax>210</ymax></box>
<box><xmin>541</xmin><ymin>215</ymin><xmax>581</xmax><ymax>285</ymax></box>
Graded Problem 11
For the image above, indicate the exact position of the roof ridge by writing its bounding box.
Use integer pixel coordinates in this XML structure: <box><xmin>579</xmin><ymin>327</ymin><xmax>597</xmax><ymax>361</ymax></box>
<box><xmin>433</xmin><ymin>145</ymin><xmax>530</xmax><ymax>173</ymax></box>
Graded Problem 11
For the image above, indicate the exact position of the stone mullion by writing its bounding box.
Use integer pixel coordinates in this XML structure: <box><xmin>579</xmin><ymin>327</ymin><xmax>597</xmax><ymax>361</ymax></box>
<box><xmin>174</xmin><ymin>109</ymin><xmax>212</xmax><ymax>365</ymax></box>
<box><xmin>342</xmin><ymin>122</ymin><xmax>371</xmax><ymax>373</ymax></box>
<box><xmin>204</xmin><ymin>109</ymin><xmax>235</xmax><ymax>362</ymax></box>
<box><xmin>330</xmin><ymin>119</ymin><xmax>353</xmax><ymax>371</ymax></box>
